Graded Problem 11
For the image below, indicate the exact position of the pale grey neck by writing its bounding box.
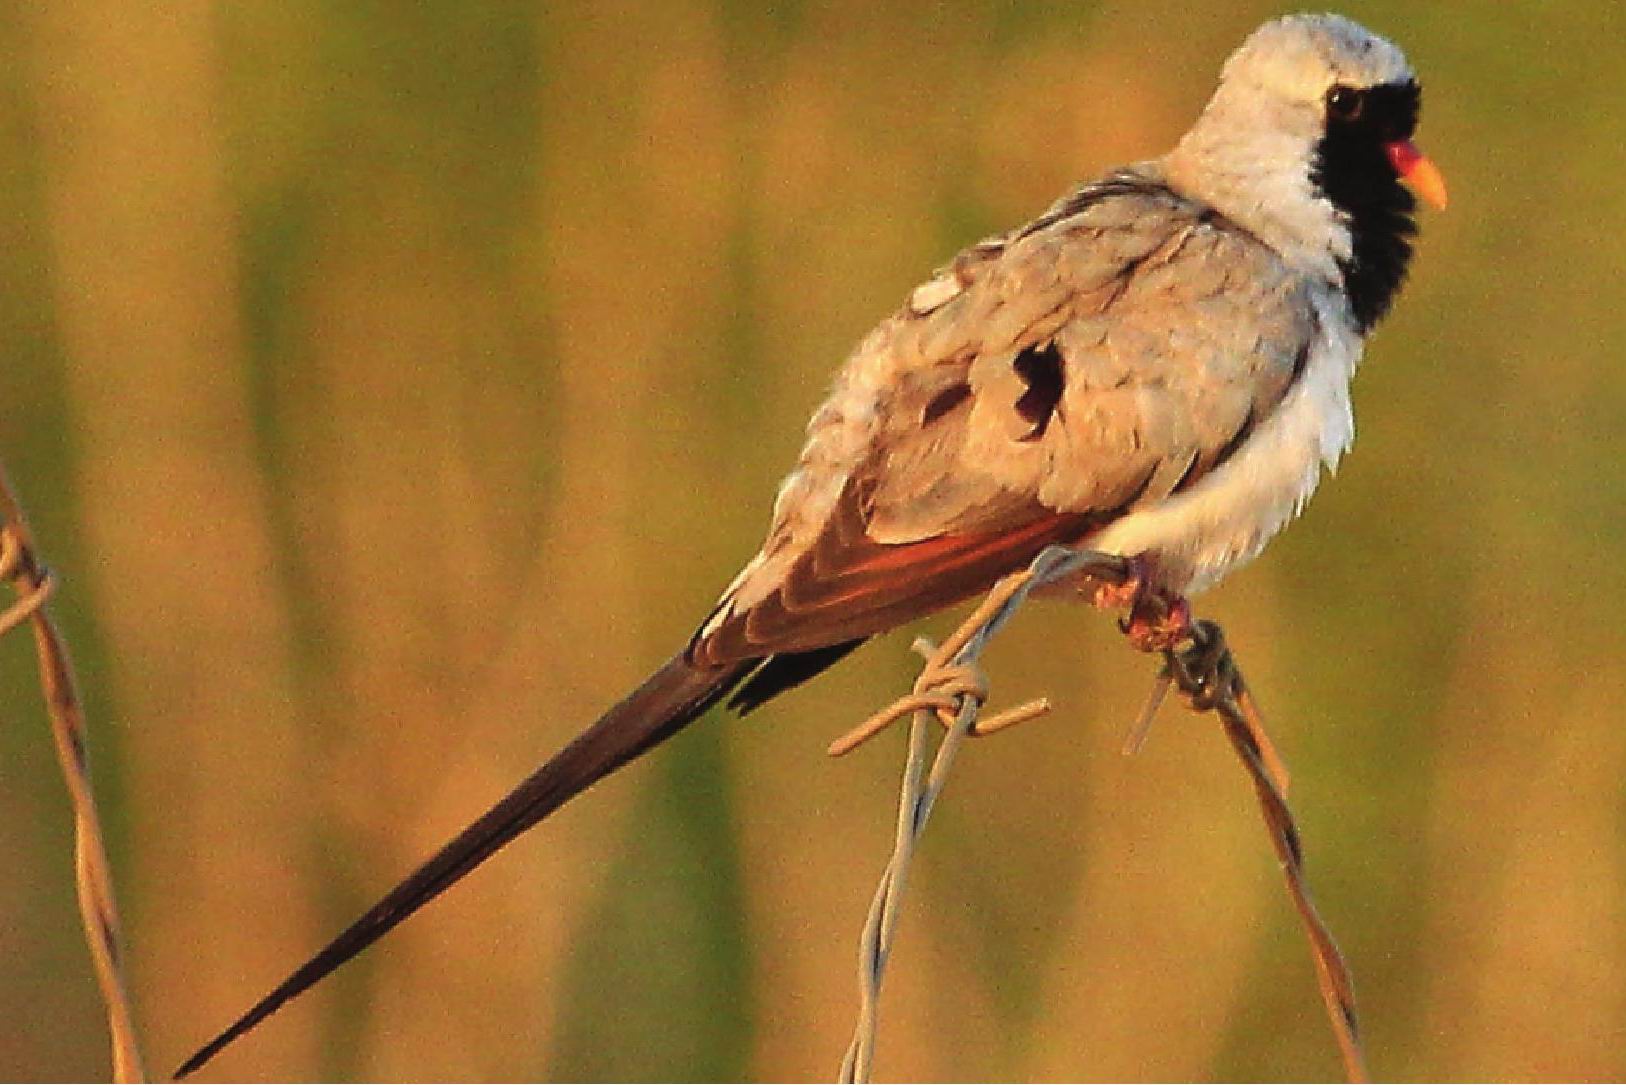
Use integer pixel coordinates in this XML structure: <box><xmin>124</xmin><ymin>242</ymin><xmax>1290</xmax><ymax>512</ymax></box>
<box><xmin>1162</xmin><ymin>99</ymin><xmax>1350</xmax><ymax>284</ymax></box>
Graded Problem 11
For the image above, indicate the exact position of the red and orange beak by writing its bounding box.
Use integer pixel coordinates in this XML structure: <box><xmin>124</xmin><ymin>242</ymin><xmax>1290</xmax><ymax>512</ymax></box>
<box><xmin>1385</xmin><ymin>139</ymin><xmax>1449</xmax><ymax>210</ymax></box>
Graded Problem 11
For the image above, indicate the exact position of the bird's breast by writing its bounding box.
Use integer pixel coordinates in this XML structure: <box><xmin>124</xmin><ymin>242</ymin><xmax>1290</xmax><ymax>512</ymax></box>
<box><xmin>1084</xmin><ymin>297</ymin><xmax>1362</xmax><ymax>595</ymax></box>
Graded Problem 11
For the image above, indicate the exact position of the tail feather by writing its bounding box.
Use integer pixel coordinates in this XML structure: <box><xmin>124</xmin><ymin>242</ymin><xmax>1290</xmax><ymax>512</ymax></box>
<box><xmin>175</xmin><ymin>651</ymin><xmax>750</xmax><ymax>1080</ymax></box>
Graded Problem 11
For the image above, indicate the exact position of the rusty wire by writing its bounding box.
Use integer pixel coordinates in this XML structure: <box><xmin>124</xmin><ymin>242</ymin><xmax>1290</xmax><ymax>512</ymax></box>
<box><xmin>0</xmin><ymin>466</ymin><xmax>146</xmax><ymax>1082</ymax></box>
<box><xmin>832</xmin><ymin>544</ymin><xmax>1367</xmax><ymax>1083</ymax></box>
<box><xmin>1160</xmin><ymin>618</ymin><xmax>1367</xmax><ymax>1082</ymax></box>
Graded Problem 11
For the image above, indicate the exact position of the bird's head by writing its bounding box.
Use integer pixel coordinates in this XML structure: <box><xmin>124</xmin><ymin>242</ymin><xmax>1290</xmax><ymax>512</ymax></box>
<box><xmin>1167</xmin><ymin>13</ymin><xmax>1446</xmax><ymax>328</ymax></box>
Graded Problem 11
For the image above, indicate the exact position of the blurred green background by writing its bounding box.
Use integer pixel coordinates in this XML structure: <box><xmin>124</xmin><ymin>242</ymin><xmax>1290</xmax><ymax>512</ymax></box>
<box><xmin>2</xmin><ymin>0</ymin><xmax>1622</xmax><ymax>1080</ymax></box>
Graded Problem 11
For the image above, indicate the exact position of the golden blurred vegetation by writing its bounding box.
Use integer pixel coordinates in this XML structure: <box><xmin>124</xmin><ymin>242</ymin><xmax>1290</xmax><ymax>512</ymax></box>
<box><xmin>2</xmin><ymin>0</ymin><xmax>1624</xmax><ymax>1079</ymax></box>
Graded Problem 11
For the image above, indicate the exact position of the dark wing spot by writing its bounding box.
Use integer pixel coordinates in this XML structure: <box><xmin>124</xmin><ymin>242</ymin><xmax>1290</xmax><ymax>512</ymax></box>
<box><xmin>921</xmin><ymin>383</ymin><xmax>972</xmax><ymax>426</ymax></box>
<box><xmin>1013</xmin><ymin>342</ymin><xmax>1065</xmax><ymax>442</ymax></box>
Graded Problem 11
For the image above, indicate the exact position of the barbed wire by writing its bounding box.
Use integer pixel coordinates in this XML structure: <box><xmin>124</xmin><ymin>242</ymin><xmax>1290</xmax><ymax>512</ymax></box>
<box><xmin>0</xmin><ymin>465</ymin><xmax>146</xmax><ymax>1083</ymax></box>
<box><xmin>831</xmin><ymin>544</ymin><xmax>1367</xmax><ymax>1083</ymax></box>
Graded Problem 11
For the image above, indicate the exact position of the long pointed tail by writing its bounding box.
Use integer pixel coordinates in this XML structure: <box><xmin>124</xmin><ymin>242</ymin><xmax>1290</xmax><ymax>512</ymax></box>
<box><xmin>175</xmin><ymin>651</ymin><xmax>750</xmax><ymax>1079</ymax></box>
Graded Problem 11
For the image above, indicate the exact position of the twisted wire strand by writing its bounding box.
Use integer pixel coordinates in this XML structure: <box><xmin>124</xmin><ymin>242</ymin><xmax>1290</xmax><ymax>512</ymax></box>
<box><xmin>835</xmin><ymin>547</ymin><xmax>1129</xmax><ymax>1082</ymax></box>
<box><xmin>834</xmin><ymin>545</ymin><xmax>1367</xmax><ymax>1083</ymax></box>
<box><xmin>1162</xmin><ymin>621</ymin><xmax>1366</xmax><ymax>1083</ymax></box>
<box><xmin>0</xmin><ymin>466</ymin><xmax>146</xmax><ymax>1082</ymax></box>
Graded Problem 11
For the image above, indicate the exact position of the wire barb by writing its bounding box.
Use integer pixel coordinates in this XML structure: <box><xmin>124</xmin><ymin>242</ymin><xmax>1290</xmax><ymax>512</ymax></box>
<box><xmin>0</xmin><ymin>467</ymin><xmax>146</xmax><ymax>1083</ymax></box>
<box><xmin>835</xmin><ymin>547</ymin><xmax>1366</xmax><ymax>1084</ymax></box>
<box><xmin>1122</xmin><ymin>673</ymin><xmax>1173</xmax><ymax>756</ymax></box>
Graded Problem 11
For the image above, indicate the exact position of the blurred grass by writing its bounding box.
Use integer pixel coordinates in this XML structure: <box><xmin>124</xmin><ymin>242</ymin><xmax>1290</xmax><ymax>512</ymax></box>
<box><xmin>3</xmin><ymin>0</ymin><xmax>1625</xmax><ymax>1080</ymax></box>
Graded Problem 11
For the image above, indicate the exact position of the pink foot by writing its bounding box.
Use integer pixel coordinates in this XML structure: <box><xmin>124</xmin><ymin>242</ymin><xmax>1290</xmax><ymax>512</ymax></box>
<box><xmin>1088</xmin><ymin>556</ymin><xmax>1193</xmax><ymax>653</ymax></box>
<box><xmin>1122</xmin><ymin>594</ymin><xmax>1192</xmax><ymax>653</ymax></box>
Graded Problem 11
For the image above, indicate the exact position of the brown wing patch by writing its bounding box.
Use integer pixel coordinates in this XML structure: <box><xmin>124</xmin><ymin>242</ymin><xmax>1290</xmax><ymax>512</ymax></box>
<box><xmin>692</xmin><ymin>476</ymin><xmax>1138</xmax><ymax>666</ymax></box>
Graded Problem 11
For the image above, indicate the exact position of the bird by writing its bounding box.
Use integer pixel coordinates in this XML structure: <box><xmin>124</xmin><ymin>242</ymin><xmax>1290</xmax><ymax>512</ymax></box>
<box><xmin>177</xmin><ymin>12</ymin><xmax>1446</xmax><ymax>1077</ymax></box>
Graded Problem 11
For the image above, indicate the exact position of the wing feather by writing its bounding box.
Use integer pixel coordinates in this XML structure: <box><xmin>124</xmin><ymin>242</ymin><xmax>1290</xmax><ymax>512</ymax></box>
<box><xmin>692</xmin><ymin>164</ymin><xmax>1316</xmax><ymax>667</ymax></box>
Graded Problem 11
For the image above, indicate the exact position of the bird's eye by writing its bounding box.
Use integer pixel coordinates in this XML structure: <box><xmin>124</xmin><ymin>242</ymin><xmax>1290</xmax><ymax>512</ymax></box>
<box><xmin>1325</xmin><ymin>85</ymin><xmax>1364</xmax><ymax>121</ymax></box>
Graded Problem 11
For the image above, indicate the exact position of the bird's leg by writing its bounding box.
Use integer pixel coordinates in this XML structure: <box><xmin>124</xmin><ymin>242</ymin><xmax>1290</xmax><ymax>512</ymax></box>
<box><xmin>1088</xmin><ymin>555</ymin><xmax>1192</xmax><ymax>653</ymax></box>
